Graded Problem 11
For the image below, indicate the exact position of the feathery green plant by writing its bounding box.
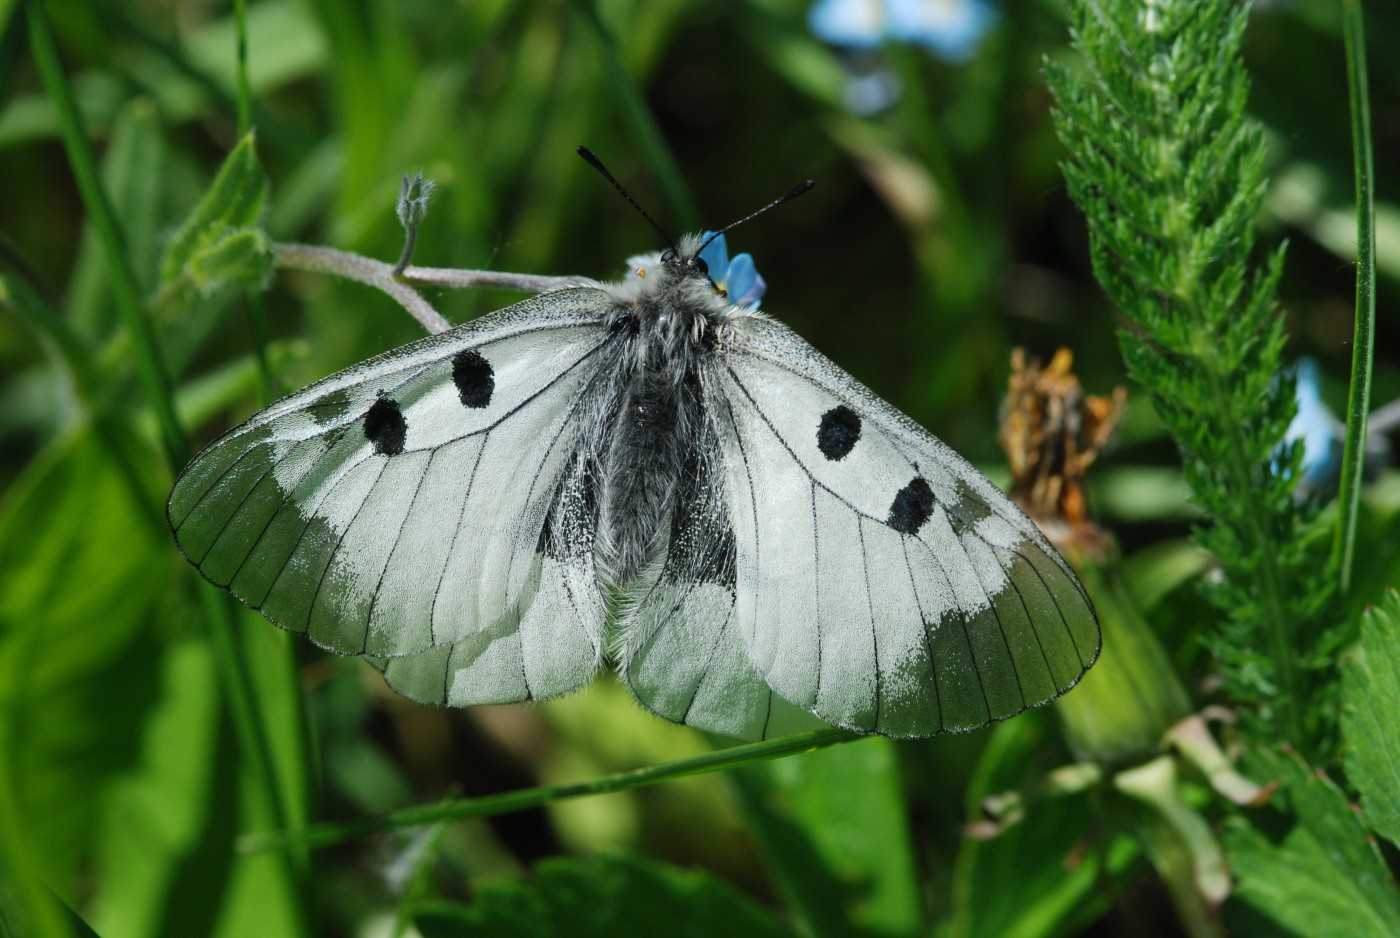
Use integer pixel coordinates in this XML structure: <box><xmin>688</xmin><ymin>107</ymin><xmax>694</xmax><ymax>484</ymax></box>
<box><xmin>1046</xmin><ymin>0</ymin><xmax>1328</xmax><ymax>745</ymax></box>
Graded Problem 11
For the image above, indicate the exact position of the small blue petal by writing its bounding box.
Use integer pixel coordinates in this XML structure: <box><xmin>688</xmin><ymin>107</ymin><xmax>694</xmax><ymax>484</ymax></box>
<box><xmin>887</xmin><ymin>0</ymin><xmax>995</xmax><ymax>62</ymax></box>
<box><xmin>809</xmin><ymin>0</ymin><xmax>885</xmax><ymax>49</ymax></box>
<box><xmin>1285</xmin><ymin>358</ymin><xmax>1343</xmax><ymax>488</ymax></box>
<box><xmin>697</xmin><ymin>231</ymin><xmax>729</xmax><ymax>277</ymax></box>
<box><xmin>726</xmin><ymin>253</ymin><xmax>766</xmax><ymax>307</ymax></box>
<box><xmin>845</xmin><ymin>69</ymin><xmax>901</xmax><ymax>115</ymax></box>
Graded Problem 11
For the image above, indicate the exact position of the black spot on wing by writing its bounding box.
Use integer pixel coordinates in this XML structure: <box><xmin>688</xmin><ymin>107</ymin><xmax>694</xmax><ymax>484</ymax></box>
<box><xmin>364</xmin><ymin>396</ymin><xmax>406</xmax><ymax>455</ymax></box>
<box><xmin>816</xmin><ymin>405</ymin><xmax>861</xmax><ymax>461</ymax></box>
<box><xmin>948</xmin><ymin>476</ymin><xmax>994</xmax><ymax>533</ymax></box>
<box><xmin>888</xmin><ymin>476</ymin><xmax>934</xmax><ymax>535</ymax></box>
<box><xmin>452</xmin><ymin>349</ymin><xmax>494</xmax><ymax>408</ymax></box>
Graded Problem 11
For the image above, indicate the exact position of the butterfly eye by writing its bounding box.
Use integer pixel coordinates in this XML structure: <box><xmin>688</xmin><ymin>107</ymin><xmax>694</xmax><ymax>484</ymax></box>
<box><xmin>660</xmin><ymin>248</ymin><xmax>677</xmax><ymax>264</ymax></box>
<box><xmin>692</xmin><ymin>256</ymin><xmax>709</xmax><ymax>276</ymax></box>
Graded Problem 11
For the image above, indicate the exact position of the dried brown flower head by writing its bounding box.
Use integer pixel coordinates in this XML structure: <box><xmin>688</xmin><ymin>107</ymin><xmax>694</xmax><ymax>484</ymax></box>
<box><xmin>999</xmin><ymin>347</ymin><xmax>1126</xmax><ymax>558</ymax></box>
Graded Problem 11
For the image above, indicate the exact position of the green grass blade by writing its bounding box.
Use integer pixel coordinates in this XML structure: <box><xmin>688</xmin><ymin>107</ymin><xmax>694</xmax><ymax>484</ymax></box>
<box><xmin>573</xmin><ymin>0</ymin><xmax>699</xmax><ymax>230</ymax></box>
<box><xmin>240</xmin><ymin>728</ymin><xmax>856</xmax><ymax>853</ymax></box>
<box><xmin>234</xmin><ymin>0</ymin><xmax>280</xmax><ymax>401</ymax></box>
<box><xmin>28</xmin><ymin>0</ymin><xmax>187</xmax><ymax>468</ymax></box>
<box><xmin>27</xmin><ymin>0</ymin><xmax>306</xmax><ymax>908</ymax></box>
<box><xmin>1335</xmin><ymin>0</ymin><xmax>1376</xmax><ymax>594</ymax></box>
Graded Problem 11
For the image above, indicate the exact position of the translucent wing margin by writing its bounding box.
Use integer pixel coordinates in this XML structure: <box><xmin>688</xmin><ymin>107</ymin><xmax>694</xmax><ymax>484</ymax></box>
<box><xmin>716</xmin><ymin>317</ymin><xmax>1099</xmax><ymax>737</ymax></box>
<box><xmin>168</xmin><ymin>288</ymin><xmax>617</xmax><ymax>703</ymax></box>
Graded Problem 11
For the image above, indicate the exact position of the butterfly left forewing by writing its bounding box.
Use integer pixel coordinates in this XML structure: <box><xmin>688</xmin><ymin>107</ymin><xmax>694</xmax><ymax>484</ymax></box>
<box><xmin>716</xmin><ymin>316</ymin><xmax>1099</xmax><ymax>737</ymax></box>
<box><xmin>169</xmin><ymin>289</ymin><xmax>614</xmax><ymax>696</ymax></box>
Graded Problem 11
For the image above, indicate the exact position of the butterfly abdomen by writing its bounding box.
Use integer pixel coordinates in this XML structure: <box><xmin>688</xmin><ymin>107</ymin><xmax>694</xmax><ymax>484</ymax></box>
<box><xmin>594</xmin><ymin>286</ymin><xmax>722</xmax><ymax>586</ymax></box>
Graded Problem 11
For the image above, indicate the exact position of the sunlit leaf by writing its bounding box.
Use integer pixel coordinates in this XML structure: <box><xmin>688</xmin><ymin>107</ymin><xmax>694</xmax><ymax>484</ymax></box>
<box><xmin>1227</xmin><ymin>749</ymin><xmax>1400</xmax><ymax>938</ymax></box>
<box><xmin>1342</xmin><ymin>590</ymin><xmax>1400</xmax><ymax>845</ymax></box>
<box><xmin>735</xmin><ymin>738</ymin><xmax>921</xmax><ymax>937</ymax></box>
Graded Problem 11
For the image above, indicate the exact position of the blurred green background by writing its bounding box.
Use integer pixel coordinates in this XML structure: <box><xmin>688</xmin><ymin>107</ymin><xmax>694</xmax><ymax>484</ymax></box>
<box><xmin>1</xmin><ymin>1</ymin><xmax>1398</xmax><ymax>936</ymax></box>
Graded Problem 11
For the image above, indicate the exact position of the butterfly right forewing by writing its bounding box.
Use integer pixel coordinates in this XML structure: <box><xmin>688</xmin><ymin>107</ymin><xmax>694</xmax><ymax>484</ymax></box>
<box><xmin>714</xmin><ymin>316</ymin><xmax>1099</xmax><ymax>737</ymax></box>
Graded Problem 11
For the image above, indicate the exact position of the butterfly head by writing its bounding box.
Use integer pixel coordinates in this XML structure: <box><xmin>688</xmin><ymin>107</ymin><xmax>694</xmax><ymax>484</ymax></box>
<box><xmin>659</xmin><ymin>245</ymin><xmax>711</xmax><ymax>281</ymax></box>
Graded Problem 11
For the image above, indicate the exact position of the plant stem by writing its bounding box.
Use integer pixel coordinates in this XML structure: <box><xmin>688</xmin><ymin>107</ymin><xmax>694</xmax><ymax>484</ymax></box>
<box><xmin>29</xmin><ymin>0</ymin><xmax>305</xmax><ymax>902</ymax></box>
<box><xmin>573</xmin><ymin>0</ymin><xmax>700</xmax><ymax>230</ymax></box>
<box><xmin>233</xmin><ymin>0</ymin><xmax>279</xmax><ymax>403</ymax></box>
<box><xmin>273</xmin><ymin>243</ymin><xmax>595</xmax><ymax>334</ymax></box>
<box><xmin>233</xmin><ymin>0</ymin><xmax>253</xmax><ymax>135</ymax></box>
<box><xmin>1335</xmin><ymin>0</ymin><xmax>1375</xmax><ymax>595</ymax></box>
<box><xmin>240</xmin><ymin>728</ymin><xmax>855</xmax><ymax>852</ymax></box>
<box><xmin>29</xmin><ymin>0</ymin><xmax>186</xmax><ymax>468</ymax></box>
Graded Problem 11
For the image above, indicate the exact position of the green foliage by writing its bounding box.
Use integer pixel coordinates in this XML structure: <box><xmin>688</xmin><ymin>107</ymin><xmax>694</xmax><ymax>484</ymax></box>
<box><xmin>1226</xmin><ymin>748</ymin><xmax>1400</xmax><ymax>937</ymax></box>
<box><xmin>1341</xmin><ymin>590</ymin><xmax>1400</xmax><ymax>845</ymax></box>
<box><xmin>732</xmin><ymin>738</ymin><xmax>921</xmax><ymax>937</ymax></box>
<box><xmin>5</xmin><ymin>1</ymin><xmax>1400</xmax><ymax>936</ymax></box>
<box><xmin>159</xmin><ymin>132</ymin><xmax>272</xmax><ymax>296</ymax></box>
<box><xmin>1047</xmin><ymin>0</ymin><xmax>1328</xmax><ymax>740</ymax></box>
<box><xmin>412</xmin><ymin>854</ymin><xmax>794</xmax><ymax>938</ymax></box>
<box><xmin>1226</xmin><ymin>592</ymin><xmax>1400</xmax><ymax>936</ymax></box>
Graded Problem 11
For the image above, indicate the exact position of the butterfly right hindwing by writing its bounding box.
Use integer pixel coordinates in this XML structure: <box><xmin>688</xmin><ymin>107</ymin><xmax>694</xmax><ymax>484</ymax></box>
<box><xmin>613</xmin><ymin>396</ymin><xmax>824</xmax><ymax>740</ymax></box>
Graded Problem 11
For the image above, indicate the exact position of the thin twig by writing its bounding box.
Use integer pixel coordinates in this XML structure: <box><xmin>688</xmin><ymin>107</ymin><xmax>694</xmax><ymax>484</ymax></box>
<box><xmin>274</xmin><ymin>243</ymin><xmax>597</xmax><ymax>336</ymax></box>
<box><xmin>401</xmin><ymin>264</ymin><xmax>596</xmax><ymax>294</ymax></box>
<box><xmin>273</xmin><ymin>243</ymin><xmax>453</xmax><ymax>334</ymax></box>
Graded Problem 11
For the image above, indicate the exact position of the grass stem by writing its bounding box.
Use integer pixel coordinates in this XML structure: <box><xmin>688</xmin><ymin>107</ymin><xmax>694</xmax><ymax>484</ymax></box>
<box><xmin>240</xmin><ymin>728</ymin><xmax>855</xmax><ymax>852</ymax></box>
<box><xmin>1335</xmin><ymin>0</ymin><xmax>1375</xmax><ymax>594</ymax></box>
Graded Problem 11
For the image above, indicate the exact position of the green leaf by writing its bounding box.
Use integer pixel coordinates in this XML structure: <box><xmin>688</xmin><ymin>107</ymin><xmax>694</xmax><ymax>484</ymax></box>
<box><xmin>947</xmin><ymin>715</ymin><xmax>1137</xmax><ymax>938</ymax></box>
<box><xmin>1343</xmin><ymin>589</ymin><xmax>1400</xmax><ymax>845</ymax></box>
<box><xmin>734</xmin><ymin>738</ymin><xmax>921</xmax><ymax>937</ymax></box>
<box><xmin>160</xmin><ymin>131</ymin><xmax>270</xmax><ymax>291</ymax></box>
<box><xmin>1055</xmin><ymin>565</ymin><xmax>1191</xmax><ymax>764</ymax></box>
<box><xmin>67</xmin><ymin>97</ymin><xmax>167</xmax><ymax>341</ymax></box>
<box><xmin>1227</xmin><ymin>750</ymin><xmax>1400</xmax><ymax>938</ymax></box>
<box><xmin>86</xmin><ymin>637</ymin><xmax>221</xmax><ymax>938</ymax></box>
<box><xmin>0</xmin><ymin>430</ymin><xmax>168</xmax><ymax>888</ymax></box>
<box><xmin>185</xmin><ymin>225</ymin><xmax>274</xmax><ymax>293</ymax></box>
<box><xmin>412</xmin><ymin>854</ymin><xmax>795</xmax><ymax>938</ymax></box>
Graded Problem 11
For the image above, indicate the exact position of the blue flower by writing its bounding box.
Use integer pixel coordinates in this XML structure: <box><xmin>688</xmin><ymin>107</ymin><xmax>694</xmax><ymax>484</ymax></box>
<box><xmin>1282</xmin><ymin>358</ymin><xmax>1396</xmax><ymax>496</ymax></box>
<box><xmin>808</xmin><ymin>0</ymin><xmax>996</xmax><ymax>63</ymax></box>
<box><xmin>698</xmin><ymin>231</ymin><xmax>767</xmax><ymax>309</ymax></box>
<box><xmin>1285</xmin><ymin>358</ymin><xmax>1344</xmax><ymax>491</ymax></box>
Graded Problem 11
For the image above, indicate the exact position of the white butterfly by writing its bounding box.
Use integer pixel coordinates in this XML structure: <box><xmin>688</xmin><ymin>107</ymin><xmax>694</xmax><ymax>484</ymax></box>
<box><xmin>168</xmin><ymin>172</ymin><xmax>1099</xmax><ymax>742</ymax></box>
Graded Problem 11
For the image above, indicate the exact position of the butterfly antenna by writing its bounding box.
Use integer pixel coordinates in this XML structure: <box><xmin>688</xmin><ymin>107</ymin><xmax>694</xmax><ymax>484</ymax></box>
<box><xmin>696</xmin><ymin>179</ymin><xmax>815</xmax><ymax>256</ymax></box>
<box><xmin>577</xmin><ymin>146</ymin><xmax>674</xmax><ymax>247</ymax></box>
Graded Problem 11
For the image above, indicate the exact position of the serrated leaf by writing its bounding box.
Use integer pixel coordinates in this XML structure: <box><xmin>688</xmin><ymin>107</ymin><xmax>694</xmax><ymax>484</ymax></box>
<box><xmin>1226</xmin><ymin>749</ymin><xmax>1400</xmax><ymax>938</ymax></box>
<box><xmin>412</xmin><ymin>854</ymin><xmax>794</xmax><ymax>938</ymax></box>
<box><xmin>1343</xmin><ymin>590</ymin><xmax>1400</xmax><ymax>845</ymax></box>
<box><xmin>160</xmin><ymin>132</ymin><xmax>269</xmax><ymax>288</ymax></box>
